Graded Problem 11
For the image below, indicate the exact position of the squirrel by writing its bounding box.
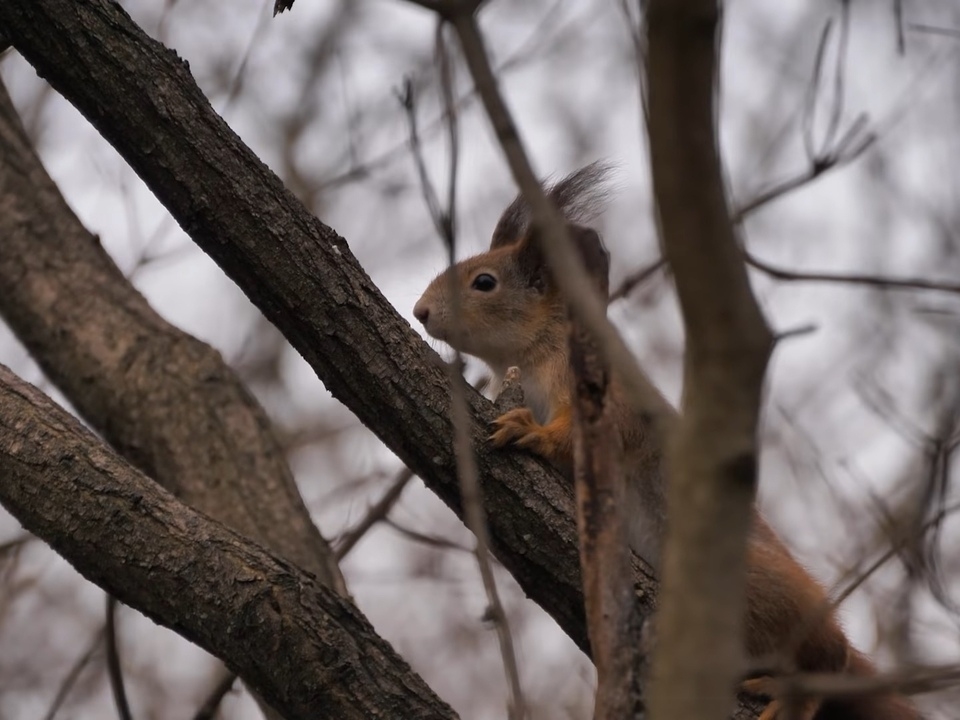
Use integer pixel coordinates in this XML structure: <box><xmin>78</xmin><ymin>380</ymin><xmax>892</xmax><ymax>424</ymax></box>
<box><xmin>413</xmin><ymin>163</ymin><xmax>921</xmax><ymax>720</ymax></box>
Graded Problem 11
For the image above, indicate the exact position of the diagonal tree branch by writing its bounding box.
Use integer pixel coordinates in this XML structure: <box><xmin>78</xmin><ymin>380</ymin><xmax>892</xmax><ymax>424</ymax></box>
<box><xmin>0</xmin><ymin>363</ymin><xmax>458</xmax><ymax>720</ymax></box>
<box><xmin>0</xmin><ymin>0</ymin><xmax>660</xmax><ymax>659</ymax></box>
<box><xmin>0</xmin><ymin>79</ymin><xmax>344</xmax><ymax>595</ymax></box>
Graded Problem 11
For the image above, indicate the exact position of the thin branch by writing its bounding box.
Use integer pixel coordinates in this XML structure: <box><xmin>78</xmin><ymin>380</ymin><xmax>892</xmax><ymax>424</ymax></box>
<box><xmin>42</xmin><ymin>629</ymin><xmax>104</xmax><ymax>720</ymax></box>
<box><xmin>105</xmin><ymin>596</ymin><xmax>135</xmax><ymax>720</ymax></box>
<box><xmin>448</xmin><ymin>0</ymin><xmax>675</xmax><ymax>431</ymax></box>
<box><xmin>751</xmin><ymin>498</ymin><xmax>960</xmax><ymax>679</ymax></box>
<box><xmin>745</xmin><ymin>250</ymin><xmax>960</xmax><ymax>295</ymax></box>
<box><xmin>909</xmin><ymin>23</ymin><xmax>960</xmax><ymax>40</ymax></box>
<box><xmin>192</xmin><ymin>669</ymin><xmax>239</xmax><ymax>720</ymax></box>
<box><xmin>335</xmin><ymin>468</ymin><xmax>414</xmax><ymax>561</ymax></box>
<box><xmin>609</xmin><ymin>257</ymin><xmax>666</xmax><ymax>303</ymax></box>
<box><xmin>405</xmin><ymin>22</ymin><xmax>525</xmax><ymax>718</ymax></box>
<box><xmin>0</xmin><ymin>533</ymin><xmax>31</xmax><ymax>557</ymax></box>
<box><xmin>384</xmin><ymin>518</ymin><xmax>473</xmax><ymax>554</ymax></box>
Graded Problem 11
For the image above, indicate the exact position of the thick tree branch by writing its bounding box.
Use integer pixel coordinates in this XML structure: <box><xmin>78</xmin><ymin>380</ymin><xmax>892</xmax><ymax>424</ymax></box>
<box><xmin>646</xmin><ymin>3</ymin><xmax>773</xmax><ymax>720</ymax></box>
<box><xmin>0</xmin><ymin>80</ymin><xmax>344</xmax><ymax>594</ymax></box>
<box><xmin>0</xmin><ymin>0</ymin><xmax>660</xmax><ymax>657</ymax></box>
<box><xmin>0</xmin><ymin>364</ymin><xmax>458</xmax><ymax>720</ymax></box>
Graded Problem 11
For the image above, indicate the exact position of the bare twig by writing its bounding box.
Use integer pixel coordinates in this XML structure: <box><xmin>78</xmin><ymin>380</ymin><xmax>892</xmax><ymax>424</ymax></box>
<box><xmin>750</xmin><ymin>499</ymin><xmax>960</xmax><ymax>679</ymax></box>
<box><xmin>317</xmin><ymin>0</ymin><xmax>585</xmax><ymax>194</ymax></box>
<box><xmin>909</xmin><ymin>23</ymin><xmax>960</xmax><ymax>41</ymax></box>
<box><xmin>0</xmin><ymin>533</ymin><xmax>31</xmax><ymax>557</ymax></box>
<box><xmin>192</xmin><ymin>669</ymin><xmax>239</xmax><ymax>720</ymax></box>
<box><xmin>609</xmin><ymin>257</ymin><xmax>667</xmax><ymax>303</ymax></box>
<box><xmin>405</xmin><ymin>21</ymin><xmax>525</xmax><ymax>718</ymax></box>
<box><xmin>42</xmin><ymin>629</ymin><xmax>104</xmax><ymax>720</ymax></box>
<box><xmin>335</xmin><ymin>468</ymin><xmax>414</xmax><ymax>561</ymax></box>
<box><xmin>384</xmin><ymin>518</ymin><xmax>473</xmax><ymax>554</ymax></box>
<box><xmin>744</xmin><ymin>250</ymin><xmax>960</xmax><ymax>295</ymax></box>
<box><xmin>105</xmin><ymin>596</ymin><xmax>134</xmax><ymax>720</ymax></box>
<box><xmin>447</xmin><ymin>1</ymin><xmax>675</xmax><ymax>431</ymax></box>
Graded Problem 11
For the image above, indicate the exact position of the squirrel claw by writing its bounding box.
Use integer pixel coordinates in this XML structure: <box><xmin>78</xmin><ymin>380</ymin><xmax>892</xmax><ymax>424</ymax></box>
<box><xmin>489</xmin><ymin>408</ymin><xmax>541</xmax><ymax>449</ymax></box>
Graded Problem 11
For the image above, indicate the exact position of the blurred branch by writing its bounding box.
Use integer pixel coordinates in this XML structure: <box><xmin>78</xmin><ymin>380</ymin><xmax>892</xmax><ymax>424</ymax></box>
<box><xmin>192</xmin><ymin>669</ymin><xmax>239</xmax><ymax>720</ymax></box>
<box><xmin>42</xmin><ymin>628</ymin><xmax>104</xmax><ymax>720</ymax></box>
<box><xmin>405</xmin><ymin>24</ymin><xmax>525</xmax><ymax>716</ymax></box>
<box><xmin>744</xmin><ymin>250</ymin><xmax>960</xmax><ymax>295</ymax></box>
<box><xmin>646</xmin><ymin>3</ymin><xmax>772</xmax><ymax>720</ymax></box>
<box><xmin>385</xmin><ymin>518</ymin><xmax>473</xmax><ymax>554</ymax></box>
<box><xmin>754</xmin><ymin>497</ymin><xmax>960</xmax><ymax>679</ymax></box>
<box><xmin>336</xmin><ymin>468</ymin><xmax>414</xmax><ymax>560</ymax></box>
<box><xmin>568</xmin><ymin>234</ymin><xmax>644</xmax><ymax>718</ymax></box>
<box><xmin>609</xmin><ymin>258</ymin><xmax>666</xmax><ymax>303</ymax></box>
<box><xmin>105</xmin><ymin>596</ymin><xmax>135</xmax><ymax>720</ymax></box>
<box><xmin>910</xmin><ymin>23</ymin><xmax>960</xmax><ymax>41</ymax></box>
<box><xmin>316</xmin><ymin>0</ymin><xmax>583</xmax><ymax>194</ymax></box>
<box><xmin>446</xmin><ymin>0</ymin><xmax>676</xmax><ymax>433</ymax></box>
<box><xmin>0</xmin><ymin>76</ymin><xmax>346</xmax><ymax>596</ymax></box>
<box><xmin>0</xmin><ymin>533</ymin><xmax>31</xmax><ymax>557</ymax></box>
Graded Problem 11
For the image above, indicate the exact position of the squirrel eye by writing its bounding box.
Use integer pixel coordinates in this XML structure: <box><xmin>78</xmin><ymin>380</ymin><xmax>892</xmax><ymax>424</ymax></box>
<box><xmin>471</xmin><ymin>273</ymin><xmax>498</xmax><ymax>292</ymax></box>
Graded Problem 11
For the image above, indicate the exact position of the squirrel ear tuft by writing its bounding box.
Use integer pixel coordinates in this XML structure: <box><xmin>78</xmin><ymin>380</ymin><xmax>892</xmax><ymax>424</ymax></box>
<box><xmin>490</xmin><ymin>161</ymin><xmax>615</xmax><ymax>250</ymax></box>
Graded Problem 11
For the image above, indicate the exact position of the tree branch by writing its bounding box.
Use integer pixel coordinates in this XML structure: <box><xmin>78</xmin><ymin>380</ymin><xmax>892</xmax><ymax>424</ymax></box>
<box><xmin>568</xmin><ymin>232</ymin><xmax>644</xmax><ymax>718</ymax></box>
<box><xmin>0</xmin><ymin>0</ymin><xmax>660</xmax><ymax>658</ymax></box>
<box><xmin>0</xmin><ymin>79</ymin><xmax>345</xmax><ymax>595</ymax></box>
<box><xmin>0</xmin><ymin>364</ymin><xmax>458</xmax><ymax>720</ymax></box>
<box><xmin>646</xmin><ymin>2</ymin><xmax>773</xmax><ymax>720</ymax></box>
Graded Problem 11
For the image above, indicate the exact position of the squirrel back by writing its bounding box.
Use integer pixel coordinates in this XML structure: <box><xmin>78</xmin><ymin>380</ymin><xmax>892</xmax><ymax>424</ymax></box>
<box><xmin>413</xmin><ymin>163</ymin><xmax>922</xmax><ymax>720</ymax></box>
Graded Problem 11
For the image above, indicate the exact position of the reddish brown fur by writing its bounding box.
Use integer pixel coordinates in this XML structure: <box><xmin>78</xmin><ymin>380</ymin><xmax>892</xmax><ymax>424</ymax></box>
<box><xmin>412</xmin><ymin>167</ymin><xmax>921</xmax><ymax>720</ymax></box>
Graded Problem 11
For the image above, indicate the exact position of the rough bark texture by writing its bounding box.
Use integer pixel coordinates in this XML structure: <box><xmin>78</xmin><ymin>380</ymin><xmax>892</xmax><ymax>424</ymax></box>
<box><xmin>0</xmin><ymin>364</ymin><xmax>458</xmax><ymax>720</ymax></box>
<box><xmin>646</xmin><ymin>3</ymin><xmax>774</xmax><ymax>720</ymax></box>
<box><xmin>0</xmin><ymin>0</ymin><xmax>661</xmax><ymax>655</ymax></box>
<box><xmin>0</xmin><ymin>81</ymin><xmax>343</xmax><ymax>594</ymax></box>
<box><xmin>568</xmin><ymin>234</ymin><xmax>644</xmax><ymax>719</ymax></box>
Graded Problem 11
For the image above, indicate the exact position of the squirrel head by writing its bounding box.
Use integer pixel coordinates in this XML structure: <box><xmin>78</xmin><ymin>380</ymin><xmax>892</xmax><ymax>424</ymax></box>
<box><xmin>413</xmin><ymin>162</ymin><xmax>612</xmax><ymax>371</ymax></box>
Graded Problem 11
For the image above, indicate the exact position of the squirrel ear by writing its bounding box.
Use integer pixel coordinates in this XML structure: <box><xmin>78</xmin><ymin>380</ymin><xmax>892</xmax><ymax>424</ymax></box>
<box><xmin>491</xmin><ymin>193</ymin><xmax>528</xmax><ymax>249</ymax></box>
<box><xmin>515</xmin><ymin>224</ymin><xmax>609</xmax><ymax>297</ymax></box>
<box><xmin>514</xmin><ymin>229</ymin><xmax>548</xmax><ymax>292</ymax></box>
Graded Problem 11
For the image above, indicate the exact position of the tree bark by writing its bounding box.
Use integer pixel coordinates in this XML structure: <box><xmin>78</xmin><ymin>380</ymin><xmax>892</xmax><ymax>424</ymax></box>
<box><xmin>0</xmin><ymin>363</ymin><xmax>458</xmax><ymax>720</ymax></box>
<box><xmin>0</xmin><ymin>80</ymin><xmax>343</xmax><ymax>594</ymax></box>
<box><xmin>0</xmin><ymin>2</ymin><xmax>767</xmax><ymax>718</ymax></box>
<box><xmin>568</xmin><ymin>232</ymin><xmax>645</xmax><ymax>719</ymax></box>
<box><xmin>0</xmin><ymin>0</ymin><xmax>660</xmax><ymax>654</ymax></box>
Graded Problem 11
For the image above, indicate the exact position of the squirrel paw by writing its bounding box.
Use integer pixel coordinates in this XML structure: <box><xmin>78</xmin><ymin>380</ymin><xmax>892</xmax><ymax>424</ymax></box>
<box><xmin>489</xmin><ymin>408</ymin><xmax>543</xmax><ymax>450</ymax></box>
<box><xmin>741</xmin><ymin>678</ymin><xmax>819</xmax><ymax>720</ymax></box>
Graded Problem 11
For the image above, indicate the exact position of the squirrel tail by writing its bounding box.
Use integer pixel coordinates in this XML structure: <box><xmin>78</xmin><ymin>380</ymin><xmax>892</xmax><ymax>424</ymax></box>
<box><xmin>815</xmin><ymin>650</ymin><xmax>922</xmax><ymax>720</ymax></box>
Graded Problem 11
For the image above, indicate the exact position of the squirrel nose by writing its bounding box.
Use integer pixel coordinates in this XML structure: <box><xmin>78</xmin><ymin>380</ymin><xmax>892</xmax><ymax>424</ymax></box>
<box><xmin>413</xmin><ymin>302</ymin><xmax>430</xmax><ymax>325</ymax></box>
